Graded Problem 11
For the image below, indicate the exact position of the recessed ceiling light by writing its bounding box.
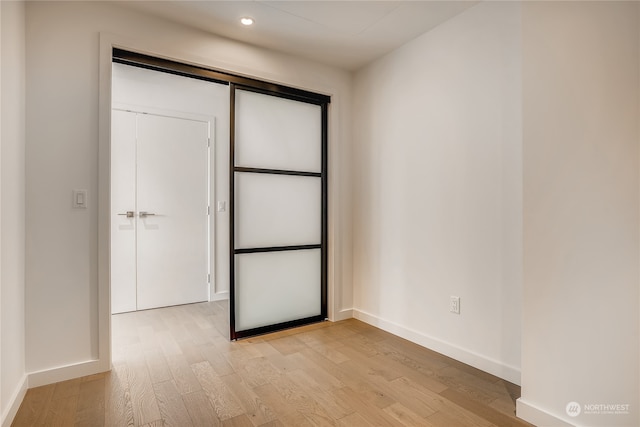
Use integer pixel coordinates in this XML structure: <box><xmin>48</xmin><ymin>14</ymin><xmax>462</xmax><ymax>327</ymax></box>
<box><xmin>240</xmin><ymin>17</ymin><xmax>254</xmax><ymax>26</ymax></box>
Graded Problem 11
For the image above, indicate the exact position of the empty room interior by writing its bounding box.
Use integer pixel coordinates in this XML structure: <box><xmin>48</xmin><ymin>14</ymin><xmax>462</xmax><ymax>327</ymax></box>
<box><xmin>1</xmin><ymin>1</ymin><xmax>639</xmax><ymax>426</ymax></box>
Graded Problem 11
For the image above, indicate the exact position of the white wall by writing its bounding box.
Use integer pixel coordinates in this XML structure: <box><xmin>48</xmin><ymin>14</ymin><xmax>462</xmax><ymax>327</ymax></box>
<box><xmin>25</xmin><ymin>0</ymin><xmax>352</xmax><ymax>382</ymax></box>
<box><xmin>0</xmin><ymin>0</ymin><xmax>28</xmax><ymax>425</ymax></box>
<box><xmin>352</xmin><ymin>1</ymin><xmax>523</xmax><ymax>383</ymax></box>
<box><xmin>518</xmin><ymin>2</ymin><xmax>640</xmax><ymax>427</ymax></box>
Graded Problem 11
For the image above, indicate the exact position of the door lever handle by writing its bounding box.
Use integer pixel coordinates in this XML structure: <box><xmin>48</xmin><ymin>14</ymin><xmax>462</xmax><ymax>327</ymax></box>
<box><xmin>139</xmin><ymin>211</ymin><xmax>156</xmax><ymax>217</ymax></box>
<box><xmin>117</xmin><ymin>211</ymin><xmax>135</xmax><ymax>218</ymax></box>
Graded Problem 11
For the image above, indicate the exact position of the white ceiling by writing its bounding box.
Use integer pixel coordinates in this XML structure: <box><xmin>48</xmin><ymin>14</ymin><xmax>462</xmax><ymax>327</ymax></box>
<box><xmin>120</xmin><ymin>1</ymin><xmax>478</xmax><ymax>71</ymax></box>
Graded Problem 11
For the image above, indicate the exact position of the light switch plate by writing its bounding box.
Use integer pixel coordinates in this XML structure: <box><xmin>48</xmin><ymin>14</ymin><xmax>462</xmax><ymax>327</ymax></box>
<box><xmin>73</xmin><ymin>189</ymin><xmax>88</xmax><ymax>209</ymax></box>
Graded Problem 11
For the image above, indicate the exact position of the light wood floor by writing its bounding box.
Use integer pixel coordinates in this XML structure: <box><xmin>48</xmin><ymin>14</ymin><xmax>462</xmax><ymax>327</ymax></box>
<box><xmin>13</xmin><ymin>301</ymin><xmax>534</xmax><ymax>427</ymax></box>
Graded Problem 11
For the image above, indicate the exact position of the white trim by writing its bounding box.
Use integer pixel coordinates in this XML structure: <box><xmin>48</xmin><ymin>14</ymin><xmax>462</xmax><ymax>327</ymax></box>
<box><xmin>331</xmin><ymin>308</ymin><xmax>353</xmax><ymax>322</ymax></box>
<box><xmin>210</xmin><ymin>291</ymin><xmax>229</xmax><ymax>302</ymax></box>
<box><xmin>97</xmin><ymin>32</ymin><xmax>114</xmax><ymax>380</ymax></box>
<box><xmin>27</xmin><ymin>360</ymin><xmax>109</xmax><ymax>389</ymax></box>
<box><xmin>516</xmin><ymin>398</ymin><xmax>576</xmax><ymax>427</ymax></box>
<box><xmin>353</xmin><ymin>308</ymin><xmax>521</xmax><ymax>385</ymax></box>
<box><xmin>1</xmin><ymin>374</ymin><xmax>27</xmax><ymax>427</ymax></box>
<box><xmin>112</xmin><ymin>102</ymin><xmax>214</xmax><ymax>124</ymax></box>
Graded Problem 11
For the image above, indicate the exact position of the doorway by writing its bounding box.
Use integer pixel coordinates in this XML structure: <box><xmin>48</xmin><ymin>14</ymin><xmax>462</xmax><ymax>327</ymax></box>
<box><xmin>110</xmin><ymin>49</ymin><xmax>329</xmax><ymax>339</ymax></box>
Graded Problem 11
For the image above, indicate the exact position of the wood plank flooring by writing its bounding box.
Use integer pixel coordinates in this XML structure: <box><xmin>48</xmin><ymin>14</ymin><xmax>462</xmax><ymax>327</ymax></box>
<box><xmin>12</xmin><ymin>301</ymin><xmax>534</xmax><ymax>427</ymax></box>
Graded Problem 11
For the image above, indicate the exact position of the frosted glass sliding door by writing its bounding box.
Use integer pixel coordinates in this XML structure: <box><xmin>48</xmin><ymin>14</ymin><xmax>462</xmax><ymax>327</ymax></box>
<box><xmin>231</xmin><ymin>86</ymin><xmax>329</xmax><ymax>339</ymax></box>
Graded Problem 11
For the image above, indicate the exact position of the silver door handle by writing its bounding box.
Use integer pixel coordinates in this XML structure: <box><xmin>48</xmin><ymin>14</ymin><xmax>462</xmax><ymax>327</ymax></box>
<box><xmin>139</xmin><ymin>211</ymin><xmax>156</xmax><ymax>217</ymax></box>
<box><xmin>117</xmin><ymin>211</ymin><xmax>135</xmax><ymax>218</ymax></box>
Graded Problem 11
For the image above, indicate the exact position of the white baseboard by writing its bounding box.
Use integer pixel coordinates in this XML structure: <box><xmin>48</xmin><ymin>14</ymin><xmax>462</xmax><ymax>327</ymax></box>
<box><xmin>28</xmin><ymin>359</ymin><xmax>109</xmax><ymax>388</ymax></box>
<box><xmin>353</xmin><ymin>308</ymin><xmax>521</xmax><ymax>385</ymax></box>
<box><xmin>1</xmin><ymin>374</ymin><xmax>28</xmax><ymax>427</ymax></box>
<box><xmin>210</xmin><ymin>291</ymin><xmax>229</xmax><ymax>302</ymax></box>
<box><xmin>517</xmin><ymin>398</ymin><xmax>575</xmax><ymax>427</ymax></box>
<box><xmin>331</xmin><ymin>308</ymin><xmax>353</xmax><ymax>322</ymax></box>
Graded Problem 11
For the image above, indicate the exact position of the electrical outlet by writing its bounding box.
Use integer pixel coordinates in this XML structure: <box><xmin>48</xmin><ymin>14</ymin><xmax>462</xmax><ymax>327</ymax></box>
<box><xmin>450</xmin><ymin>296</ymin><xmax>460</xmax><ymax>314</ymax></box>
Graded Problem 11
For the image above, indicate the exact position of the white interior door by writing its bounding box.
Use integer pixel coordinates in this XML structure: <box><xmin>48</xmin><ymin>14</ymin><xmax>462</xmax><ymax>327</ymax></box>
<box><xmin>136</xmin><ymin>114</ymin><xmax>209</xmax><ymax>310</ymax></box>
<box><xmin>111</xmin><ymin>110</ymin><xmax>209</xmax><ymax>313</ymax></box>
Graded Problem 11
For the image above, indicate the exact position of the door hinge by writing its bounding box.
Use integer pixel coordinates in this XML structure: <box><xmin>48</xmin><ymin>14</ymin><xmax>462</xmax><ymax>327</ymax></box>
<box><xmin>208</xmin><ymin>137</ymin><xmax>211</xmax><ymax>148</ymax></box>
<box><xmin>208</xmin><ymin>274</ymin><xmax>211</xmax><ymax>283</ymax></box>
<box><xmin>207</xmin><ymin>206</ymin><xmax>210</xmax><ymax>215</ymax></box>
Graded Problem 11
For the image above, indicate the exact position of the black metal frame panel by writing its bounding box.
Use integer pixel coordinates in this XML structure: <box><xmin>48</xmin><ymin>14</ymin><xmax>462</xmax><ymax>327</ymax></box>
<box><xmin>230</xmin><ymin>83</ymin><xmax>329</xmax><ymax>340</ymax></box>
<box><xmin>112</xmin><ymin>49</ymin><xmax>330</xmax><ymax>341</ymax></box>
